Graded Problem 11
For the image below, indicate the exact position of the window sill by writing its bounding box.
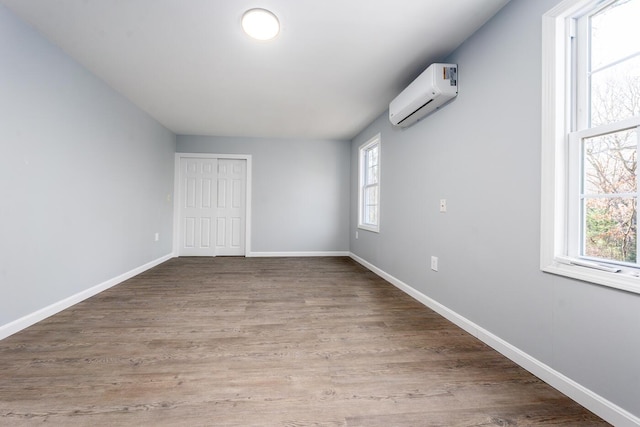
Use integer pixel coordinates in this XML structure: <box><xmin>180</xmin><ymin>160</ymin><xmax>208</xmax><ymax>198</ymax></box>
<box><xmin>542</xmin><ymin>259</ymin><xmax>640</xmax><ymax>295</ymax></box>
<box><xmin>357</xmin><ymin>224</ymin><xmax>379</xmax><ymax>233</ymax></box>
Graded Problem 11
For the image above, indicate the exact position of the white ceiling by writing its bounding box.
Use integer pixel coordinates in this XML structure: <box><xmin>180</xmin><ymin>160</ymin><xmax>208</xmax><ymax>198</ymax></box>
<box><xmin>1</xmin><ymin>0</ymin><xmax>510</xmax><ymax>140</ymax></box>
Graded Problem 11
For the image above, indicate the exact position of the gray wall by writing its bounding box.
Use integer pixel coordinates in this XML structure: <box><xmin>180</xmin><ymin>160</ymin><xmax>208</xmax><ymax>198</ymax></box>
<box><xmin>0</xmin><ymin>5</ymin><xmax>176</xmax><ymax>326</ymax></box>
<box><xmin>177</xmin><ymin>136</ymin><xmax>350</xmax><ymax>253</ymax></box>
<box><xmin>350</xmin><ymin>0</ymin><xmax>640</xmax><ymax>418</ymax></box>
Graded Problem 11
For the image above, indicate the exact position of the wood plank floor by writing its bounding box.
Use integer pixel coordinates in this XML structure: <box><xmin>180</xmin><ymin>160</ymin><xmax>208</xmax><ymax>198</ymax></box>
<box><xmin>0</xmin><ymin>257</ymin><xmax>609</xmax><ymax>426</ymax></box>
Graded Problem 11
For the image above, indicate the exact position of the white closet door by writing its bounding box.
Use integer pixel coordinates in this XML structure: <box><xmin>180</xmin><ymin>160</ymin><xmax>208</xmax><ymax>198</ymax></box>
<box><xmin>215</xmin><ymin>159</ymin><xmax>246</xmax><ymax>256</ymax></box>
<box><xmin>179</xmin><ymin>158</ymin><xmax>217</xmax><ymax>256</ymax></box>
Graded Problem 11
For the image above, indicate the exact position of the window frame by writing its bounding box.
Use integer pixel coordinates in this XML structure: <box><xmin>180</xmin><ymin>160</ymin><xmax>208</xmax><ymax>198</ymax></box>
<box><xmin>358</xmin><ymin>134</ymin><xmax>381</xmax><ymax>233</ymax></box>
<box><xmin>541</xmin><ymin>0</ymin><xmax>640</xmax><ymax>294</ymax></box>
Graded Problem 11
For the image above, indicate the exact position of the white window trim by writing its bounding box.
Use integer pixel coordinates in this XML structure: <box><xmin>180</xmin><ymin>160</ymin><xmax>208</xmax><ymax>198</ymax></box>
<box><xmin>541</xmin><ymin>0</ymin><xmax>640</xmax><ymax>294</ymax></box>
<box><xmin>358</xmin><ymin>134</ymin><xmax>381</xmax><ymax>233</ymax></box>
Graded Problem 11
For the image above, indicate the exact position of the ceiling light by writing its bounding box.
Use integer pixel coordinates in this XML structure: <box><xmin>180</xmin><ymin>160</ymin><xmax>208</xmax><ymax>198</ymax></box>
<box><xmin>242</xmin><ymin>8</ymin><xmax>280</xmax><ymax>41</ymax></box>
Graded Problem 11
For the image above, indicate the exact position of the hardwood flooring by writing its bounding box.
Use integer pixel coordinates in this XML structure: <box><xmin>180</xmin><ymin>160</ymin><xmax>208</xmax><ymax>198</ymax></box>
<box><xmin>0</xmin><ymin>257</ymin><xmax>609</xmax><ymax>426</ymax></box>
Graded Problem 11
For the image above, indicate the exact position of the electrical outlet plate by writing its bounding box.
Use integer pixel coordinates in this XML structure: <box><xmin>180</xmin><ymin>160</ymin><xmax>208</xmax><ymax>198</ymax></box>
<box><xmin>439</xmin><ymin>199</ymin><xmax>447</xmax><ymax>212</ymax></box>
<box><xmin>431</xmin><ymin>256</ymin><xmax>438</xmax><ymax>271</ymax></box>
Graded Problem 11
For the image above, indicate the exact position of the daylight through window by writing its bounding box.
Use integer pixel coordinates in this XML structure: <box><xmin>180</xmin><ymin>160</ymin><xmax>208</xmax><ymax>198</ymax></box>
<box><xmin>541</xmin><ymin>0</ymin><xmax>640</xmax><ymax>293</ymax></box>
<box><xmin>358</xmin><ymin>134</ymin><xmax>381</xmax><ymax>232</ymax></box>
<box><xmin>572</xmin><ymin>0</ymin><xmax>640</xmax><ymax>266</ymax></box>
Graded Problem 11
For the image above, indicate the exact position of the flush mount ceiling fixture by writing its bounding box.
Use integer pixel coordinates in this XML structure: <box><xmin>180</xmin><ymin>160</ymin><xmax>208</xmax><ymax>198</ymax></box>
<box><xmin>241</xmin><ymin>8</ymin><xmax>280</xmax><ymax>41</ymax></box>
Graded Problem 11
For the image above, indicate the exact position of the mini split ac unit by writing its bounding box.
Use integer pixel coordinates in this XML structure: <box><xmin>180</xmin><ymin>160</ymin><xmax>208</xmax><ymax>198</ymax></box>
<box><xmin>389</xmin><ymin>63</ymin><xmax>458</xmax><ymax>128</ymax></box>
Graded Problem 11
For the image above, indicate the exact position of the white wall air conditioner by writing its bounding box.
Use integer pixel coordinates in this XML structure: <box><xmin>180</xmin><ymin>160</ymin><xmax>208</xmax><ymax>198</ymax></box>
<box><xmin>389</xmin><ymin>63</ymin><xmax>458</xmax><ymax>128</ymax></box>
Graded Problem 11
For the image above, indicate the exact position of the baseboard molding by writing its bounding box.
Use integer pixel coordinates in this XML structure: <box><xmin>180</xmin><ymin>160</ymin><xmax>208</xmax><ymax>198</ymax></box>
<box><xmin>0</xmin><ymin>253</ymin><xmax>174</xmax><ymax>341</ymax></box>
<box><xmin>248</xmin><ymin>251</ymin><xmax>350</xmax><ymax>257</ymax></box>
<box><xmin>349</xmin><ymin>252</ymin><xmax>640</xmax><ymax>427</ymax></box>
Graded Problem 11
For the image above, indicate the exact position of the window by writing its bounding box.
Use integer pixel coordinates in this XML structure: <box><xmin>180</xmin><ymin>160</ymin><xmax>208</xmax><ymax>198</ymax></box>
<box><xmin>542</xmin><ymin>0</ymin><xmax>640</xmax><ymax>293</ymax></box>
<box><xmin>358</xmin><ymin>134</ymin><xmax>381</xmax><ymax>232</ymax></box>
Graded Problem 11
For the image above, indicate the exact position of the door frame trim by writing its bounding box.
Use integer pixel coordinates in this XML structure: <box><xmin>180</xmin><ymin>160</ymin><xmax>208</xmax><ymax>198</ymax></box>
<box><xmin>173</xmin><ymin>153</ymin><xmax>252</xmax><ymax>257</ymax></box>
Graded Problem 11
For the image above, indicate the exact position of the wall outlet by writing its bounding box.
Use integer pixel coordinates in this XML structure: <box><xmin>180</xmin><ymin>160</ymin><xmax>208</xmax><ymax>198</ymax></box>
<box><xmin>439</xmin><ymin>199</ymin><xmax>447</xmax><ymax>213</ymax></box>
<box><xmin>431</xmin><ymin>256</ymin><xmax>439</xmax><ymax>272</ymax></box>
<box><xmin>355</xmin><ymin>231</ymin><xmax>359</xmax><ymax>239</ymax></box>
<box><xmin>154</xmin><ymin>233</ymin><xmax>159</xmax><ymax>242</ymax></box>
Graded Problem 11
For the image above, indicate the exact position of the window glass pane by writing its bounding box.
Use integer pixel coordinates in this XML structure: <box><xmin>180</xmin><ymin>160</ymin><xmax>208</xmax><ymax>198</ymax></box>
<box><xmin>365</xmin><ymin>205</ymin><xmax>378</xmax><ymax>225</ymax></box>
<box><xmin>591</xmin><ymin>56</ymin><xmax>640</xmax><ymax>127</ymax></box>
<box><xmin>364</xmin><ymin>185</ymin><xmax>379</xmax><ymax>226</ymax></box>
<box><xmin>364</xmin><ymin>185</ymin><xmax>378</xmax><ymax>207</ymax></box>
<box><xmin>367</xmin><ymin>145</ymin><xmax>379</xmax><ymax>167</ymax></box>
<box><xmin>583</xmin><ymin>196</ymin><xmax>637</xmax><ymax>262</ymax></box>
<box><xmin>367</xmin><ymin>165</ymin><xmax>378</xmax><ymax>185</ymax></box>
<box><xmin>590</xmin><ymin>0</ymin><xmax>640</xmax><ymax>70</ymax></box>
<box><xmin>582</xmin><ymin>129</ymin><xmax>637</xmax><ymax>194</ymax></box>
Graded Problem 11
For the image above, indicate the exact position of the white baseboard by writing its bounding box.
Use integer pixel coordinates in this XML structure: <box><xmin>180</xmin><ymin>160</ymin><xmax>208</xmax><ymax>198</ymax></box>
<box><xmin>0</xmin><ymin>253</ymin><xmax>174</xmax><ymax>341</ymax></box>
<box><xmin>349</xmin><ymin>252</ymin><xmax>640</xmax><ymax>427</ymax></box>
<box><xmin>248</xmin><ymin>251</ymin><xmax>350</xmax><ymax>257</ymax></box>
